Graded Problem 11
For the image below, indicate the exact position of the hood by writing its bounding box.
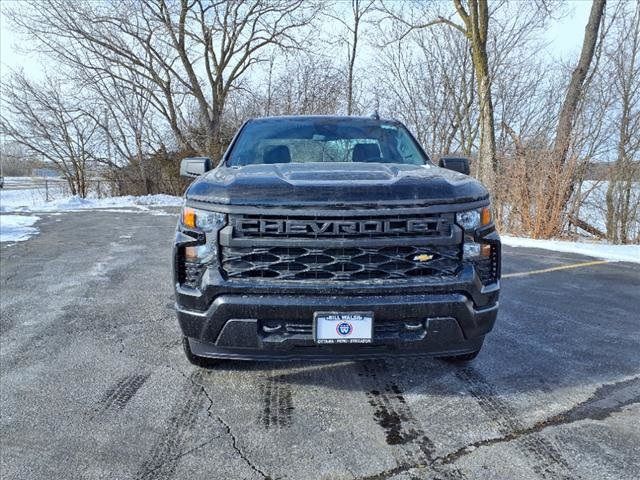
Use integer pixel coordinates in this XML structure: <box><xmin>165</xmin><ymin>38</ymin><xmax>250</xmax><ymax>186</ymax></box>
<box><xmin>185</xmin><ymin>162</ymin><xmax>488</xmax><ymax>207</ymax></box>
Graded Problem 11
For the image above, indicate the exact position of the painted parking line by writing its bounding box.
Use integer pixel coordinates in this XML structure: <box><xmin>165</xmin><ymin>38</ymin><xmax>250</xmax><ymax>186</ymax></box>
<box><xmin>503</xmin><ymin>260</ymin><xmax>610</xmax><ymax>279</ymax></box>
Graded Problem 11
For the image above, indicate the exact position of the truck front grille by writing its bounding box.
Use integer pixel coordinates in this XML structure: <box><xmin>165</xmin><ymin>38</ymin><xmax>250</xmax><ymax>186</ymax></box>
<box><xmin>221</xmin><ymin>244</ymin><xmax>461</xmax><ymax>282</ymax></box>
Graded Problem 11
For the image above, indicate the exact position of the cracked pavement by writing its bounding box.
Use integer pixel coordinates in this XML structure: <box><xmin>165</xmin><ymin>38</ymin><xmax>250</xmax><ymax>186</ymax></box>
<box><xmin>1</xmin><ymin>210</ymin><xmax>639</xmax><ymax>480</ymax></box>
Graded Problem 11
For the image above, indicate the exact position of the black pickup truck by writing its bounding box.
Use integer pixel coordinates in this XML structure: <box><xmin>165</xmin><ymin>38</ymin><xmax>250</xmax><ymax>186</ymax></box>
<box><xmin>173</xmin><ymin>116</ymin><xmax>500</xmax><ymax>366</ymax></box>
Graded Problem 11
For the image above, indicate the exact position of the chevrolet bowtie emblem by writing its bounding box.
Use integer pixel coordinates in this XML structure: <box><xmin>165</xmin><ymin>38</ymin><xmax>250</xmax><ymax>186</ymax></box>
<box><xmin>413</xmin><ymin>254</ymin><xmax>434</xmax><ymax>262</ymax></box>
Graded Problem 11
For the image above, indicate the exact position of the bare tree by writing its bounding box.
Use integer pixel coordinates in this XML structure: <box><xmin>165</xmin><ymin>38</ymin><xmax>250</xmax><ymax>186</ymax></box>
<box><xmin>0</xmin><ymin>142</ymin><xmax>35</xmax><ymax>177</ymax></box>
<box><xmin>10</xmin><ymin>0</ymin><xmax>318</xmax><ymax>161</ymax></box>
<box><xmin>375</xmin><ymin>20</ymin><xmax>477</xmax><ymax>157</ymax></box>
<box><xmin>553</xmin><ymin>0</ymin><xmax>606</xmax><ymax>168</ymax></box>
<box><xmin>325</xmin><ymin>0</ymin><xmax>376</xmax><ymax>115</ymax></box>
<box><xmin>0</xmin><ymin>73</ymin><xmax>99</xmax><ymax>197</ymax></box>
<box><xmin>379</xmin><ymin>0</ymin><xmax>552</xmax><ymax>189</ymax></box>
<box><xmin>448</xmin><ymin>0</ymin><xmax>497</xmax><ymax>188</ymax></box>
<box><xmin>604</xmin><ymin>3</ymin><xmax>640</xmax><ymax>243</ymax></box>
<box><xmin>227</xmin><ymin>53</ymin><xmax>344</xmax><ymax>120</ymax></box>
<box><xmin>527</xmin><ymin>0</ymin><xmax>608</xmax><ymax>238</ymax></box>
<box><xmin>80</xmin><ymin>62</ymin><xmax>170</xmax><ymax>195</ymax></box>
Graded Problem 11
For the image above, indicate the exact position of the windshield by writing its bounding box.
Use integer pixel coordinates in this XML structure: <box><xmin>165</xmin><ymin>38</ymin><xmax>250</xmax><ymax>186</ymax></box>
<box><xmin>227</xmin><ymin>118</ymin><xmax>429</xmax><ymax>167</ymax></box>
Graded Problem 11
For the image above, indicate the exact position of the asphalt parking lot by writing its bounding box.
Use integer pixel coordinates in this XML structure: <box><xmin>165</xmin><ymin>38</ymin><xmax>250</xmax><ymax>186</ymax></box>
<box><xmin>1</xmin><ymin>210</ymin><xmax>639</xmax><ymax>480</ymax></box>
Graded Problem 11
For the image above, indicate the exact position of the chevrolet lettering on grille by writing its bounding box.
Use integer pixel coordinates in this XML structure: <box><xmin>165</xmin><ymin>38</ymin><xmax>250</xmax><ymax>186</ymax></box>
<box><xmin>235</xmin><ymin>218</ymin><xmax>439</xmax><ymax>236</ymax></box>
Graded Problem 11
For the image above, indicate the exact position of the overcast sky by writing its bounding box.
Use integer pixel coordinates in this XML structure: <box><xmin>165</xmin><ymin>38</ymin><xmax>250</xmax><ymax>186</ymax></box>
<box><xmin>0</xmin><ymin>1</ymin><xmax>591</xmax><ymax>82</ymax></box>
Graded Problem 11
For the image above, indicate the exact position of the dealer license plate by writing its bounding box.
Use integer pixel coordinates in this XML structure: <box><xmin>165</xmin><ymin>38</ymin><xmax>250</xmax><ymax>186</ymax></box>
<box><xmin>314</xmin><ymin>312</ymin><xmax>373</xmax><ymax>344</ymax></box>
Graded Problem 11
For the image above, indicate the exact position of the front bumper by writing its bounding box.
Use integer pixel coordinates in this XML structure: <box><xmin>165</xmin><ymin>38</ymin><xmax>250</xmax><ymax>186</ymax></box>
<box><xmin>176</xmin><ymin>287</ymin><xmax>498</xmax><ymax>360</ymax></box>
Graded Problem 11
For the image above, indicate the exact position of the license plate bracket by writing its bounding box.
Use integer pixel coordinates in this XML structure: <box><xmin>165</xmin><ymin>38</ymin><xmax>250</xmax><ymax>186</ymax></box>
<box><xmin>314</xmin><ymin>312</ymin><xmax>373</xmax><ymax>344</ymax></box>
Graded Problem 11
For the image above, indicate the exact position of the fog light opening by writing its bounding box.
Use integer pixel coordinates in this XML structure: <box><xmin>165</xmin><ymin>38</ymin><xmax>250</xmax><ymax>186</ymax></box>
<box><xmin>185</xmin><ymin>246</ymin><xmax>198</xmax><ymax>261</ymax></box>
<box><xmin>184</xmin><ymin>244</ymin><xmax>214</xmax><ymax>262</ymax></box>
<box><xmin>463</xmin><ymin>242</ymin><xmax>492</xmax><ymax>259</ymax></box>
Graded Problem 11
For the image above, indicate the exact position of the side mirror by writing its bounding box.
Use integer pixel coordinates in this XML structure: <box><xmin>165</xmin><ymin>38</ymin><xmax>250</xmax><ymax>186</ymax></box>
<box><xmin>180</xmin><ymin>157</ymin><xmax>212</xmax><ymax>178</ymax></box>
<box><xmin>438</xmin><ymin>156</ymin><xmax>470</xmax><ymax>175</ymax></box>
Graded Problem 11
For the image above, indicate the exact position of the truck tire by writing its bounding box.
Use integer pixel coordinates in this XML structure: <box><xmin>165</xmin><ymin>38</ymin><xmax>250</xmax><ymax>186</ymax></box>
<box><xmin>182</xmin><ymin>336</ymin><xmax>219</xmax><ymax>368</ymax></box>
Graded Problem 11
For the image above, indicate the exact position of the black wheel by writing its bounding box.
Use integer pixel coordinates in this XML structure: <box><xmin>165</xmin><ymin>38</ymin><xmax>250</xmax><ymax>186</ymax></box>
<box><xmin>182</xmin><ymin>336</ymin><xmax>219</xmax><ymax>368</ymax></box>
<box><xmin>441</xmin><ymin>349</ymin><xmax>481</xmax><ymax>363</ymax></box>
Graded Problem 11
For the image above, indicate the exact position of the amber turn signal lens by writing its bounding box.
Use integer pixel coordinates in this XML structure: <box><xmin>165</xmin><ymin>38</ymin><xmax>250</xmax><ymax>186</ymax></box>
<box><xmin>182</xmin><ymin>207</ymin><xmax>196</xmax><ymax>228</ymax></box>
<box><xmin>480</xmin><ymin>243</ymin><xmax>492</xmax><ymax>257</ymax></box>
<box><xmin>480</xmin><ymin>207</ymin><xmax>491</xmax><ymax>226</ymax></box>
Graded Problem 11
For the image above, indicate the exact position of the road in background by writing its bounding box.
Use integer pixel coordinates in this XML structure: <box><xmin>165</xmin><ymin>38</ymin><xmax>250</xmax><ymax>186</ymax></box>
<box><xmin>1</xmin><ymin>210</ymin><xmax>638</xmax><ymax>480</ymax></box>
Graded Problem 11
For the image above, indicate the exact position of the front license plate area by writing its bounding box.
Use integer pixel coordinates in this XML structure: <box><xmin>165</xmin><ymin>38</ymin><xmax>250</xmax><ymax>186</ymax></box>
<box><xmin>314</xmin><ymin>312</ymin><xmax>373</xmax><ymax>344</ymax></box>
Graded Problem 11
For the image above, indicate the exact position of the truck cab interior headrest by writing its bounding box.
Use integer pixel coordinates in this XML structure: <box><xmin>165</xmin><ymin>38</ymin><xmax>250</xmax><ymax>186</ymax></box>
<box><xmin>352</xmin><ymin>143</ymin><xmax>381</xmax><ymax>163</ymax></box>
<box><xmin>263</xmin><ymin>145</ymin><xmax>291</xmax><ymax>164</ymax></box>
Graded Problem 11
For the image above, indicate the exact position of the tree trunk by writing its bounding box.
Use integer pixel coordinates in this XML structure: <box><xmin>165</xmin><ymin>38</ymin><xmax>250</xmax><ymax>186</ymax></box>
<box><xmin>605</xmin><ymin>179</ymin><xmax>617</xmax><ymax>242</ymax></box>
<box><xmin>66</xmin><ymin>176</ymin><xmax>77</xmax><ymax>196</ymax></box>
<box><xmin>569</xmin><ymin>214</ymin><xmax>606</xmax><ymax>238</ymax></box>
<box><xmin>207</xmin><ymin>111</ymin><xmax>222</xmax><ymax>161</ymax></box>
<box><xmin>553</xmin><ymin>0</ymin><xmax>606</xmax><ymax>166</ymax></box>
<box><xmin>347</xmin><ymin>38</ymin><xmax>356</xmax><ymax>116</ymax></box>
<box><xmin>135</xmin><ymin>132</ymin><xmax>151</xmax><ymax>195</ymax></box>
<box><xmin>475</xmin><ymin>55</ymin><xmax>497</xmax><ymax>188</ymax></box>
<box><xmin>346</xmin><ymin>0</ymin><xmax>362</xmax><ymax>116</ymax></box>
<box><xmin>620</xmin><ymin>179</ymin><xmax>632</xmax><ymax>244</ymax></box>
<box><xmin>453</xmin><ymin>0</ymin><xmax>497</xmax><ymax>189</ymax></box>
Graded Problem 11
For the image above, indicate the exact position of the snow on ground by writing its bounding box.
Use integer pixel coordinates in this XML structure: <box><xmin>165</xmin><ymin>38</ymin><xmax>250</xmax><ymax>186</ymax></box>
<box><xmin>0</xmin><ymin>187</ymin><xmax>66</xmax><ymax>212</ymax></box>
<box><xmin>6</xmin><ymin>193</ymin><xmax>184</xmax><ymax>213</ymax></box>
<box><xmin>502</xmin><ymin>235</ymin><xmax>639</xmax><ymax>263</ymax></box>
<box><xmin>0</xmin><ymin>176</ymin><xmax>182</xmax><ymax>242</ymax></box>
<box><xmin>0</xmin><ymin>177</ymin><xmax>182</xmax><ymax>213</ymax></box>
<box><xmin>0</xmin><ymin>215</ymin><xmax>40</xmax><ymax>242</ymax></box>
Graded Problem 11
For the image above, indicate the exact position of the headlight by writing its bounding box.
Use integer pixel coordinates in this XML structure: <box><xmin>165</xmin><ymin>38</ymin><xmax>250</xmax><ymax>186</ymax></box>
<box><xmin>456</xmin><ymin>207</ymin><xmax>491</xmax><ymax>230</ymax></box>
<box><xmin>181</xmin><ymin>207</ymin><xmax>225</xmax><ymax>231</ymax></box>
<box><xmin>181</xmin><ymin>207</ymin><xmax>225</xmax><ymax>263</ymax></box>
<box><xmin>456</xmin><ymin>209</ymin><xmax>481</xmax><ymax>230</ymax></box>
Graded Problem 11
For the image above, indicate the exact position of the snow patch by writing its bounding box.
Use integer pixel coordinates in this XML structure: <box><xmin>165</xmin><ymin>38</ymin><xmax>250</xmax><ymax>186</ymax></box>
<box><xmin>40</xmin><ymin>194</ymin><xmax>181</xmax><ymax>212</ymax></box>
<box><xmin>502</xmin><ymin>235</ymin><xmax>640</xmax><ymax>263</ymax></box>
<box><xmin>0</xmin><ymin>215</ymin><xmax>41</xmax><ymax>242</ymax></box>
<box><xmin>1</xmin><ymin>191</ymin><xmax>182</xmax><ymax>213</ymax></box>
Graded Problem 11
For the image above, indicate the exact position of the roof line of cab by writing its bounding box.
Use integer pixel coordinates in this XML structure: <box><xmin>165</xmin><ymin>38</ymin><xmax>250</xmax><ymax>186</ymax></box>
<box><xmin>246</xmin><ymin>114</ymin><xmax>402</xmax><ymax>124</ymax></box>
